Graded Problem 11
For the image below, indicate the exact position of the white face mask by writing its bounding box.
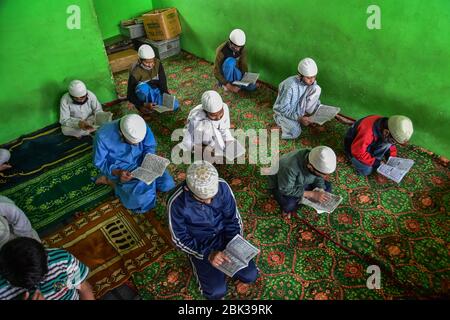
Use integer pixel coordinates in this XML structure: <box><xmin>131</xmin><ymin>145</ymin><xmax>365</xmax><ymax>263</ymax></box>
<box><xmin>140</xmin><ymin>61</ymin><xmax>153</xmax><ymax>71</ymax></box>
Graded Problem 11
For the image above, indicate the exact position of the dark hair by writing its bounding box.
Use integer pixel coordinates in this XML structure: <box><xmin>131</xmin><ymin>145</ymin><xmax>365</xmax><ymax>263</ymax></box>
<box><xmin>0</xmin><ymin>237</ymin><xmax>48</xmax><ymax>290</ymax></box>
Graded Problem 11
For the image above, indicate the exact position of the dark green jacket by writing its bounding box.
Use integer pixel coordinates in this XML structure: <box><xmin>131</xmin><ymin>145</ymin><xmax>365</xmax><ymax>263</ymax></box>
<box><xmin>268</xmin><ymin>149</ymin><xmax>326</xmax><ymax>199</ymax></box>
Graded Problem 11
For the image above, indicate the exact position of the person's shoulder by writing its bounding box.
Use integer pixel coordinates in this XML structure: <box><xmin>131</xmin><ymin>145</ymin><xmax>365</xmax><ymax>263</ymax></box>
<box><xmin>46</xmin><ymin>248</ymin><xmax>73</xmax><ymax>264</ymax></box>
<box><xmin>218</xmin><ymin>178</ymin><xmax>234</xmax><ymax>195</ymax></box>
<box><xmin>0</xmin><ymin>276</ymin><xmax>24</xmax><ymax>300</ymax></box>
<box><xmin>97</xmin><ymin>120</ymin><xmax>119</xmax><ymax>138</ymax></box>
<box><xmin>167</xmin><ymin>184</ymin><xmax>187</xmax><ymax>210</ymax></box>
<box><xmin>129</xmin><ymin>62</ymin><xmax>141</xmax><ymax>77</ymax></box>
<box><xmin>281</xmin><ymin>149</ymin><xmax>304</xmax><ymax>168</ymax></box>
<box><xmin>188</xmin><ymin>105</ymin><xmax>206</xmax><ymax>120</ymax></box>
<box><xmin>87</xmin><ymin>90</ymin><xmax>98</xmax><ymax>99</ymax></box>
<box><xmin>285</xmin><ymin>75</ymin><xmax>300</xmax><ymax>86</ymax></box>
<box><xmin>216</xmin><ymin>42</ymin><xmax>227</xmax><ymax>55</ymax></box>
<box><xmin>60</xmin><ymin>92</ymin><xmax>70</xmax><ymax>105</ymax></box>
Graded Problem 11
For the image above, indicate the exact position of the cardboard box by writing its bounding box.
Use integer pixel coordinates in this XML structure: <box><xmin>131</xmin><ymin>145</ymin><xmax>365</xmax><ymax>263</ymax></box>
<box><xmin>108</xmin><ymin>49</ymin><xmax>138</xmax><ymax>73</ymax></box>
<box><xmin>142</xmin><ymin>8</ymin><xmax>182</xmax><ymax>41</ymax></box>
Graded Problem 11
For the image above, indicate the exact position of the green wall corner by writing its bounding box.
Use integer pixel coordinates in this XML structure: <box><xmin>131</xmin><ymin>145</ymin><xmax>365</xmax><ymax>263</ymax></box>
<box><xmin>154</xmin><ymin>0</ymin><xmax>450</xmax><ymax>158</ymax></box>
<box><xmin>0</xmin><ymin>0</ymin><xmax>117</xmax><ymax>144</ymax></box>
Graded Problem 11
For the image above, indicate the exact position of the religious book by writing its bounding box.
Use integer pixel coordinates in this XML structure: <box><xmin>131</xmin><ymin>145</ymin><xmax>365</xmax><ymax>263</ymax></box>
<box><xmin>299</xmin><ymin>188</ymin><xmax>343</xmax><ymax>214</ymax></box>
<box><xmin>215</xmin><ymin>234</ymin><xmax>260</xmax><ymax>277</ymax></box>
<box><xmin>377</xmin><ymin>156</ymin><xmax>414</xmax><ymax>184</ymax></box>
<box><xmin>310</xmin><ymin>104</ymin><xmax>341</xmax><ymax>125</ymax></box>
<box><xmin>154</xmin><ymin>93</ymin><xmax>176</xmax><ymax>113</ymax></box>
<box><xmin>232</xmin><ymin>72</ymin><xmax>259</xmax><ymax>87</ymax></box>
<box><xmin>92</xmin><ymin>111</ymin><xmax>113</xmax><ymax>128</ymax></box>
<box><xmin>131</xmin><ymin>153</ymin><xmax>170</xmax><ymax>185</ymax></box>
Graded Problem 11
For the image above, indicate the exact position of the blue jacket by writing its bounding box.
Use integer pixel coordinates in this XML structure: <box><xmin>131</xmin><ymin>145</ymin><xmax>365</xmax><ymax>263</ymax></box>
<box><xmin>168</xmin><ymin>179</ymin><xmax>243</xmax><ymax>261</ymax></box>
<box><xmin>93</xmin><ymin>120</ymin><xmax>156</xmax><ymax>181</ymax></box>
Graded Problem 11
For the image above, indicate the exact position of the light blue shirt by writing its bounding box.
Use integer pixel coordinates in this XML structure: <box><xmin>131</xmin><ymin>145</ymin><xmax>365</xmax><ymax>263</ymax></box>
<box><xmin>273</xmin><ymin>76</ymin><xmax>321</xmax><ymax>121</ymax></box>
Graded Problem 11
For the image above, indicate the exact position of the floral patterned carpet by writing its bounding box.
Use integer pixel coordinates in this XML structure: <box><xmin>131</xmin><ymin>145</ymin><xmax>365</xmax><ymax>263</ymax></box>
<box><xmin>108</xmin><ymin>51</ymin><xmax>449</xmax><ymax>300</ymax></box>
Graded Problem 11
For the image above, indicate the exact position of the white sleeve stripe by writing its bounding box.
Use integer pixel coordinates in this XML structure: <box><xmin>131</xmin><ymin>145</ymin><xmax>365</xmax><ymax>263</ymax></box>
<box><xmin>167</xmin><ymin>187</ymin><xmax>204</xmax><ymax>259</ymax></box>
<box><xmin>219</xmin><ymin>179</ymin><xmax>244</xmax><ymax>235</ymax></box>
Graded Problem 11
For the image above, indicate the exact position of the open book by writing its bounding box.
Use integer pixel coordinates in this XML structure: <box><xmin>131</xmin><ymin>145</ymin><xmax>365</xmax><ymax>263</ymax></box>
<box><xmin>92</xmin><ymin>111</ymin><xmax>113</xmax><ymax>129</ymax></box>
<box><xmin>154</xmin><ymin>93</ymin><xmax>176</xmax><ymax>113</ymax></box>
<box><xmin>215</xmin><ymin>234</ymin><xmax>260</xmax><ymax>277</ymax></box>
<box><xmin>377</xmin><ymin>156</ymin><xmax>414</xmax><ymax>184</ymax></box>
<box><xmin>131</xmin><ymin>153</ymin><xmax>170</xmax><ymax>185</ymax></box>
<box><xmin>299</xmin><ymin>188</ymin><xmax>343</xmax><ymax>214</ymax></box>
<box><xmin>310</xmin><ymin>104</ymin><xmax>341</xmax><ymax>125</ymax></box>
<box><xmin>232</xmin><ymin>72</ymin><xmax>259</xmax><ymax>87</ymax></box>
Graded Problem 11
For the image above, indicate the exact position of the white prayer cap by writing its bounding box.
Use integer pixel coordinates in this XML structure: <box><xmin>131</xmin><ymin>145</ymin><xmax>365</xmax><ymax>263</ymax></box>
<box><xmin>298</xmin><ymin>58</ymin><xmax>318</xmax><ymax>77</ymax></box>
<box><xmin>229</xmin><ymin>29</ymin><xmax>246</xmax><ymax>46</ymax></box>
<box><xmin>138</xmin><ymin>44</ymin><xmax>155</xmax><ymax>59</ymax></box>
<box><xmin>0</xmin><ymin>149</ymin><xmax>11</xmax><ymax>165</ymax></box>
<box><xmin>388</xmin><ymin>115</ymin><xmax>413</xmax><ymax>144</ymax></box>
<box><xmin>308</xmin><ymin>146</ymin><xmax>337</xmax><ymax>174</ymax></box>
<box><xmin>68</xmin><ymin>80</ymin><xmax>87</xmax><ymax>97</ymax></box>
<box><xmin>186</xmin><ymin>161</ymin><xmax>219</xmax><ymax>200</ymax></box>
<box><xmin>119</xmin><ymin>114</ymin><xmax>147</xmax><ymax>144</ymax></box>
<box><xmin>201</xmin><ymin>90</ymin><xmax>224</xmax><ymax>113</ymax></box>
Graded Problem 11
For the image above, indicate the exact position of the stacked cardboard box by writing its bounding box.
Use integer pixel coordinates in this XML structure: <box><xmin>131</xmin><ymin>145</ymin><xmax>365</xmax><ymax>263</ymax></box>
<box><xmin>141</xmin><ymin>8</ymin><xmax>182</xmax><ymax>41</ymax></box>
<box><xmin>108</xmin><ymin>49</ymin><xmax>138</xmax><ymax>73</ymax></box>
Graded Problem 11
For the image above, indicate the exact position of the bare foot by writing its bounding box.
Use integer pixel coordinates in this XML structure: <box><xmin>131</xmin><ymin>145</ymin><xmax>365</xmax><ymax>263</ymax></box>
<box><xmin>270</xmin><ymin>124</ymin><xmax>281</xmax><ymax>131</ymax></box>
<box><xmin>95</xmin><ymin>176</ymin><xmax>110</xmax><ymax>185</ymax></box>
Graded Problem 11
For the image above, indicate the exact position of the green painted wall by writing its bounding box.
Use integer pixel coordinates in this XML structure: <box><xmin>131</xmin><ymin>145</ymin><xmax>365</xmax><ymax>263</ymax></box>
<box><xmin>0</xmin><ymin>0</ymin><xmax>117</xmax><ymax>144</ymax></box>
<box><xmin>93</xmin><ymin>0</ymin><xmax>152</xmax><ymax>39</ymax></box>
<box><xmin>154</xmin><ymin>0</ymin><xmax>450</xmax><ymax>157</ymax></box>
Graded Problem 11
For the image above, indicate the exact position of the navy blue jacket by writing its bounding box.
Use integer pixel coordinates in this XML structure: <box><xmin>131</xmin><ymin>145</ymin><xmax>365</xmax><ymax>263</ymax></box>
<box><xmin>168</xmin><ymin>179</ymin><xmax>243</xmax><ymax>261</ymax></box>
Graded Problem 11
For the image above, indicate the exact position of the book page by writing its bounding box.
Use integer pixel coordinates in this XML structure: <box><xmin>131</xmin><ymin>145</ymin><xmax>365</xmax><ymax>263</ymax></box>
<box><xmin>377</xmin><ymin>157</ymin><xmax>414</xmax><ymax>183</ymax></box>
<box><xmin>131</xmin><ymin>153</ymin><xmax>170</xmax><ymax>185</ymax></box>
<box><xmin>215</xmin><ymin>234</ymin><xmax>260</xmax><ymax>277</ymax></box>
<box><xmin>300</xmin><ymin>189</ymin><xmax>343</xmax><ymax>214</ymax></box>
<box><xmin>215</xmin><ymin>254</ymin><xmax>247</xmax><ymax>278</ymax></box>
<box><xmin>225</xmin><ymin>234</ymin><xmax>259</xmax><ymax>264</ymax></box>
<box><xmin>233</xmin><ymin>72</ymin><xmax>259</xmax><ymax>86</ymax></box>
<box><xmin>94</xmin><ymin>112</ymin><xmax>113</xmax><ymax>128</ymax></box>
<box><xmin>385</xmin><ymin>157</ymin><xmax>414</xmax><ymax>171</ymax></box>
<box><xmin>310</xmin><ymin>104</ymin><xmax>341</xmax><ymax>125</ymax></box>
<box><xmin>154</xmin><ymin>93</ymin><xmax>175</xmax><ymax>113</ymax></box>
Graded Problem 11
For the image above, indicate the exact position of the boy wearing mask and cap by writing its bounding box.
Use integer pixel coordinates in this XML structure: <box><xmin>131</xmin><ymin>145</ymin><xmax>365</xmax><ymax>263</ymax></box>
<box><xmin>0</xmin><ymin>196</ymin><xmax>40</xmax><ymax>250</ymax></box>
<box><xmin>178</xmin><ymin>90</ymin><xmax>240</xmax><ymax>161</ymax></box>
<box><xmin>0</xmin><ymin>149</ymin><xmax>12</xmax><ymax>172</ymax></box>
<box><xmin>344</xmin><ymin>115</ymin><xmax>414</xmax><ymax>176</ymax></box>
<box><xmin>268</xmin><ymin>146</ymin><xmax>337</xmax><ymax>219</ymax></box>
<box><xmin>168</xmin><ymin>161</ymin><xmax>258</xmax><ymax>300</ymax></box>
<box><xmin>127</xmin><ymin>44</ymin><xmax>179</xmax><ymax>115</ymax></box>
<box><xmin>93</xmin><ymin>114</ymin><xmax>175</xmax><ymax>213</ymax></box>
<box><xmin>214</xmin><ymin>29</ymin><xmax>256</xmax><ymax>93</ymax></box>
<box><xmin>59</xmin><ymin>80</ymin><xmax>104</xmax><ymax>138</ymax></box>
<box><xmin>273</xmin><ymin>57</ymin><xmax>322</xmax><ymax>140</ymax></box>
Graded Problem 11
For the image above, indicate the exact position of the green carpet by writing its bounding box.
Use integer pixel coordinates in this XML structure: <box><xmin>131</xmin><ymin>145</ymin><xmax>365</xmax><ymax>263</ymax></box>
<box><xmin>1</xmin><ymin>153</ymin><xmax>112</xmax><ymax>232</ymax></box>
<box><xmin>1</xmin><ymin>51</ymin><xmax>447</xmax><ymax>299</ymax></box>
<box><xmin>0</xmin><ymin>123</ymin><xmax>93</xmax><ymax>191</ymax></box>
<box><xmin>110</xmin><ymin>52</ymin><xmax>449</xmax><ymax>300</ymax></box>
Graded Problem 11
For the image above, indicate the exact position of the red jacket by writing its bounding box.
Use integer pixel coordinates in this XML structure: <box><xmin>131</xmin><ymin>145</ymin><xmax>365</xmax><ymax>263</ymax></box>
<box><xmin>348</xmin><ymin>115</ymin><xmax>397</xmax><ymax>166</ymax></box>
